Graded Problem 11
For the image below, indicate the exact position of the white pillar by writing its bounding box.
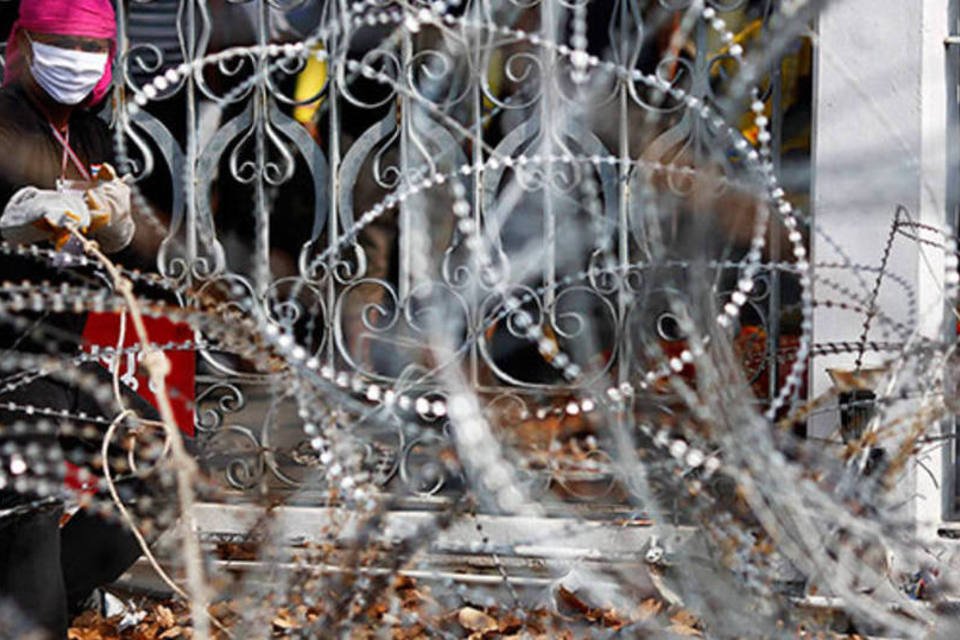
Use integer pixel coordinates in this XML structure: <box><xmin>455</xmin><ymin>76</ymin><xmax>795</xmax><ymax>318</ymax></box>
<box><xmin>811</xmin><ymin>0</ymin><xmax>956</xmax><ymax>530</ymax></box>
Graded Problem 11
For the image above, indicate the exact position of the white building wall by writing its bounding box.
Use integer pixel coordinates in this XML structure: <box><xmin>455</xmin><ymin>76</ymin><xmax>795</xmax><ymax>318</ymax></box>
<box><xmin>812</xmin><ymin>0</ymin><xmax>955</xmax><ymax>531</ymax></box>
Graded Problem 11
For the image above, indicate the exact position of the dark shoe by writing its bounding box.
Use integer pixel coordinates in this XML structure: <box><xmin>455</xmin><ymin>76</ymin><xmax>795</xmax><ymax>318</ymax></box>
<box><xmin>0</xmin><ymin>497</ymin><xmax>68</xmax><ymax>638</ymax></box>
<box><xmin>61</xmin><ymin>509</ymin><xmax>143</xmax><ymax>617</ymax></box>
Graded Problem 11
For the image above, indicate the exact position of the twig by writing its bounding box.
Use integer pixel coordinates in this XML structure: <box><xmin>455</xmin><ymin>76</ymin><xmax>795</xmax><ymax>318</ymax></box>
<box><xmin>70</xmin><ymin>228</ymin><xmax>212</xmax><ymax>640</ymax></box>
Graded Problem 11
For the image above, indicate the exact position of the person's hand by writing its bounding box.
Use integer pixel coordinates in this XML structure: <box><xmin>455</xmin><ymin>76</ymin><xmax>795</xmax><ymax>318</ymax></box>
<box><xmin>84</xmin><ymin>163</ymin><xmax>134</xmax><ymax>253</ymax></box>
<box><xmin>0</xmin><ymin>186</ymin><xmax>91</xmax><ymax>249</ymax></box>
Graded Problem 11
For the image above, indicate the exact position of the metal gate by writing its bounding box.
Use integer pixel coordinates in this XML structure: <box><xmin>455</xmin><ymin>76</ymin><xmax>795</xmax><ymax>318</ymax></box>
<box><xmin>91</xmin><ymin>0</ymin><xmax>810</xmax><ymax>511</ymax></box>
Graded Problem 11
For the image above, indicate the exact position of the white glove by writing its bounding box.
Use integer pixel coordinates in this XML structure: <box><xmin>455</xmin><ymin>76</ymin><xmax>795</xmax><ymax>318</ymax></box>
<box><xmin>0</xmin><ymin>186</ymin><xmax>91</xmax><ymax>248</ymax></box>
<box><xmin>85</xmin><ymin>165</ymin><xmax>134</xmax><ymax>254</ymax></box>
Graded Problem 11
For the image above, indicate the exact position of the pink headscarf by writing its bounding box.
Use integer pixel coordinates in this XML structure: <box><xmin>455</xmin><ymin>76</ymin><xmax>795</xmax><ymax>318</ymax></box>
<box><xmin>3</xmin><ymin>0</ymin><xmax>117</xmax><ymax>106</ymax></box>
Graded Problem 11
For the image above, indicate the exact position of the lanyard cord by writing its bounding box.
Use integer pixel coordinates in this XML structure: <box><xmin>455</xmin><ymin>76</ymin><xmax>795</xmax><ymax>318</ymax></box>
<box><xmin>48</xmin><ymin>123</ymin><xmax>91</xmax><ymax>182</ymax></box>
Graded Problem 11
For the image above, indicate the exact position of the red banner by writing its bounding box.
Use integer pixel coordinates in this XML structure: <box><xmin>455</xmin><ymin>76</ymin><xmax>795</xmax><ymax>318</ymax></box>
<box><xmin>80</xmin><ymin>312</ymin><xmax>196</xmax><ymax>436</ymax></box>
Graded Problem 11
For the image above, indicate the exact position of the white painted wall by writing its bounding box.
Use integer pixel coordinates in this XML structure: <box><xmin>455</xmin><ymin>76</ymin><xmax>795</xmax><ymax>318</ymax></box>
<box><xmin>812</xmin><ymin>0</ymin><xmax>955</xmax><ymax>529</ymax></box>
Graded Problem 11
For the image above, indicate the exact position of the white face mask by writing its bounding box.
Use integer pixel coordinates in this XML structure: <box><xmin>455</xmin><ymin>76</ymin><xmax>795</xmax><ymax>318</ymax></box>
<box><xmin>27</xmin><ymin>37</ymin><xmax>108</xmax><ymax>105</ymax></box>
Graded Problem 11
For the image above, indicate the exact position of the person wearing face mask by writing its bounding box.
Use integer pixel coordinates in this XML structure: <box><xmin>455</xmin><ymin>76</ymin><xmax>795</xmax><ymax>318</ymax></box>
<box><xmin>0</xmin><ymin>3</ymin><xmax>132</xmax><ymax>254</ymax></box>
<box><xmin>0</xmin><ymin>1</ymin><xmax>154</xmax><ymax>636</ymax></box>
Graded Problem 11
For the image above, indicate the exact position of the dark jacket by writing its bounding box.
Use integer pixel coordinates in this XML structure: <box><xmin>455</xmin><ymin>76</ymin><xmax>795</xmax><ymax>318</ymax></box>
<box><xmin>0</xmin><ymin>82</ymin><xmax>115</xmax><ymax>353</ymax></box>
<box><xmin>0</xmin><ymin>85</ymin><xmax>150</xmax><ymax>638</ymax></box>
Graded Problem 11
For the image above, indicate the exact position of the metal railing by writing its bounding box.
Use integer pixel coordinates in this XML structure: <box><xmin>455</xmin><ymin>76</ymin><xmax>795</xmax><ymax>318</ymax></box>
<box><xmin>63</xmin><ymin>0</ymin><xmax>808</xmax><ymax>503</ymax></box>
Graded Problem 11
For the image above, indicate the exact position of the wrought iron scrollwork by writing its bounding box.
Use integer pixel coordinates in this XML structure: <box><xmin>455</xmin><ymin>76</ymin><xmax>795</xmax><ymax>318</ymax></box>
<box><xmin>107</xmin><ymin>0</ymin><xmax>794</xmax><ymax>503</ymax></box>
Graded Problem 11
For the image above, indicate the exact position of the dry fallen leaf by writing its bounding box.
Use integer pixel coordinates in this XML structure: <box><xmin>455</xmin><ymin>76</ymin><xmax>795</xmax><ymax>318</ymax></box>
<box><xmin>272</xmin><ymin>608</ymin><xmax>301</xmax><ymax>630</ymax></box>
<box><xmin>668</xmin><ymin>609</ymin><xmax>703</xmax><ymax>636</ymax></box>
<box><xmin>497</xmin><ymin>611</ymin><xmax>523</xmax><ymax>634</ymax></box>
<box><xmin>392</xmin><ymin>623</ymin><xmax>427</xmax><ymax>639</ymax></box>
<box><xmin>556</xmin><ymin>586</ymin><xmax>626</xmax><ymax>629</ymax></box>
<box><xmin>556</xmin><ymin>586</ymin><xmax>591</xmax><ymax>616</ymax></box>
<box><xmin>458</xmin><ymin>606</ymin><xmax>497</xmax><ymax>633</ymax></box>
<box><xmin>159</xmin><ymin>625</ymin><xmax>184</xmax><ymax>639</ymax></box>
<box><xmin>155</xmin><ymin>605</ymin><xmax>176</xmax><ymax>629</ymax></box>
<box><xmin>68</xmin><ymin>610</ymin><xmax>119</xmax><ymax>640</ymax></box>
<box><xmin>633</xmin><ymin>598</ymin><xmax>664</xmax><ymax>622</ymax></box>
<box><xmin>132</xmin><ymin>622</ymin><xmax>160</xmax><ymax>640</ymax></box>
<box><xmin>214</xmin><ymin>541</ymin><xmax>260</xmax><ymax>561</ymax></box>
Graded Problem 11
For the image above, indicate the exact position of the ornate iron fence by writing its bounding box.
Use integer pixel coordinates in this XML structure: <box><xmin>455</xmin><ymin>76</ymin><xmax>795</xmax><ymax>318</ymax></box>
<box><xmin>2</xmin><ymin>0</ymin><xmax>810</xmax><ymax>505</ymax></box>
<box><xmin>107</xmin><ymin>0</ymin><xmax>809</xmax><ymax>503</ymax></box>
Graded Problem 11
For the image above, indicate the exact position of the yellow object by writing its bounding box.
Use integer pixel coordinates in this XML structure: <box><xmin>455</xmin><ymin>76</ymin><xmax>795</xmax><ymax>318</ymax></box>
<box><xmin>708</xmin><ymin>18</ymin><xmax>812</xmax><ymax>151</ymax></box>
<box><xmin>87</xmin><ymin>209</ymin><xmax>111</xmax><ymax>234</ymax></box>
<box><xmin>293</xmin><ymin>46</ymin><xmax>328</xmax><ymax>125</ymax></box>
<box><xmin>484</xmin><ymin>50</ymin><xmax>504</xmax><ymax>113</ymax></box>
<box><xmin>35</xmin><ymin>210</ymin><xmax>85</xmax><ymax>250</ymax></box>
